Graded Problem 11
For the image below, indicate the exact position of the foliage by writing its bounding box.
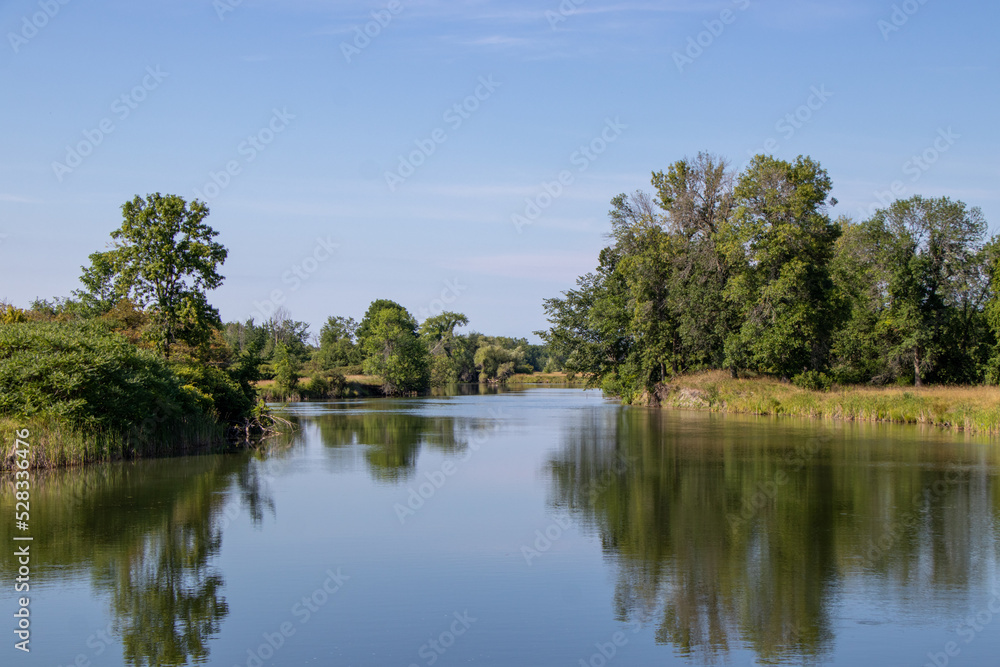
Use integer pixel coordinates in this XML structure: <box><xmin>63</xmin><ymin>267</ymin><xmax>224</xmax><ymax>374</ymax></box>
<box><xmin>316</xmin><ymin>315</ymin><xmax>362</xmax><ymax>369</ymax></box>
<box><xmin>77</xmin><ymin>193</ymin><xmax>228</xmax><ymax>357</ymax></box>
<box><xmin>539</xmin><ymin>153</ymin><xmax>996</xmax><ymax>399</ymax></box>
<box><xmin>474</xmin><ymin>343</ymin><xmax>526</xmax><ymax>383</ymax></box>
<box><xmin>1</xmin><ymin>303</ymin><xmax>29</xmax><ymax>324</ymax></box>
<box><xmin>792</xmin><ymin>370</ymin><xmax>833</xmax><ymax>391</ymax></box>
<box><xmin>174</xmin><ymin>364</ymin><xmax>255</xmax><ymax>422</ymax></box>
<box><xmin>361</xmin><ymin>302</ymin><xmax>430</xmax><ymax>394</ymax></box>
<box><xmin>831</xmin><ymin>196</ymin><xmax>992</xmax><ymax>385</ymax></box>
<box><xmin>722</xmin><ymin>155</ymin><xmax>840</xmax><ymax>378</ymax></box>
<box><xmin>272</xmin><ymin>342</ymin><xmax>300</xmax><ymax>393</ymax></box>
<box><xmin>0</xmin><ymin>321</ymin><xmax>210</xmax><ymax>437</ymax></box>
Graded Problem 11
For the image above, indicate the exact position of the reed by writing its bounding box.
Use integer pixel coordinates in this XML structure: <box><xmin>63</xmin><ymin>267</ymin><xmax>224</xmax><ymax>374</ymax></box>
<box><xmin>645</xmin><ymin>371</ymin><xmax>1000</xmax><ymax>435</ymax></box>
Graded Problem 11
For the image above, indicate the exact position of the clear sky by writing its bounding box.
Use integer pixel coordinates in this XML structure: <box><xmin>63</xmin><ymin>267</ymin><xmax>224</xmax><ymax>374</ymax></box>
<box><xmin>1</xmin><ymin>0</ymin><xmax>997</xmax><ymax>341</ymax></box>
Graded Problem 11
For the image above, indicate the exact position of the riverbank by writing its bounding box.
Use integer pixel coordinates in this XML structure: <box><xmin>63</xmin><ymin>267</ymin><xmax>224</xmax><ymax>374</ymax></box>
<box><xmin>255</xmin><ymin>376</ymin><xmax>384</xmax><ymax>402</ymax></box>
<box><xmin>507</xmin><ymin>372</ymin><xmax>586</xmax><ymax>386</ymax></box>
<box><xmin>1</xmin><ymin>415</ymin><xmax>224</xmax><ymax>470</ymax></box>
<box><xmin>639</xmin><ymin>371</ymin><xmax>1000</xmax><ymax>435</ymax></box>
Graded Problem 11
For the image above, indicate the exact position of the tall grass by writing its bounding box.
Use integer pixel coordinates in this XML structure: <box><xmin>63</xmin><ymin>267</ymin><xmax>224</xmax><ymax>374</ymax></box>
<box><xmin>1</xmin><ymin>414</ymin><xmax>224</xmax><ymax>471</ymax></box>
<box><xmin>645</xmin><ymin>371</ymin><xmax>1000</xmax><ymax>435</ymax></box>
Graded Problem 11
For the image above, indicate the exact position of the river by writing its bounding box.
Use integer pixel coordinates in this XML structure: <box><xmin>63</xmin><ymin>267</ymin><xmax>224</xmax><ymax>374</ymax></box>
<box><xmin>2</xmin><ymin>387</ymin><xmax>999</xmax><ymax>666</ymax></box>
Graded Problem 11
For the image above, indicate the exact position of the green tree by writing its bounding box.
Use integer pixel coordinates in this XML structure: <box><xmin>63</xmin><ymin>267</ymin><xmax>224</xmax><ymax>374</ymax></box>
<box><xmin>723</xmin><ymin>155</ymin><xmax>840</xmax><ymax>378</ymax></box>
<box><xmin>79</xmin><ymin>194</ymin><xmax>228</xmax><ymax>357</ymax></box>
<box><xmin>361</xmin><ymin>303</ymin><xmax>429</xmax><ymax>394</ymax></box>
<box><xmin>474</xmin><ymin>343</ymin><xmax>525</xmax><ymax>383</ymax></box>
<box><xmin>357</xmin><ymin>299</ymin><xmax>408</xmax><ymax>350</ymax></box>
<box><xmin>272</xmin><ymin>342</ymin><xmax>300</xmax><ymax>394</ymax></box>
<box><xmin>419</xmin><ymin>311</ymin><xmax>469</xmax><ymax>386</ymax></box>
<box><xmin>838</xmin><ymin>196</ymin><xmax>991</xmax><ymax>385</ymax></box>
<box><xmin>316</xmin><ymin>316</ymin><xmax>362</xmax><ymax>369</ymax></box>
<box><xmin>652</xmin><ymin>152</ymin><xmax>735</xmax><ymax>371</ymax></box>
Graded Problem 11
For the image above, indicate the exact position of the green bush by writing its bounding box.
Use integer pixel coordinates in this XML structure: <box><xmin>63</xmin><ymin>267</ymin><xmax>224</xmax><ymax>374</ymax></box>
<box><xmin>0</xmin><ymin>321</ymin><xmax>205</xmax><ymax>434</ymax></box>
<box><xmin>792</xmin><ymin>370</ymin><xmax>833</xmax><ymax>391</ymax></box>
<box><xmin>174</xmin><ymin>364</ymin><xmax>254</xmax><ymax>422</ymax></box>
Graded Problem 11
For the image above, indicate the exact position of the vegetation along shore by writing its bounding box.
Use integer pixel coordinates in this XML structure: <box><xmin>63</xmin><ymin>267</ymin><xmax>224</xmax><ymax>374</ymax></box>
<box><xmin>4</xmin><ymin>150</ymin><xmax>1000</xmax><ymax>468</ymax></box>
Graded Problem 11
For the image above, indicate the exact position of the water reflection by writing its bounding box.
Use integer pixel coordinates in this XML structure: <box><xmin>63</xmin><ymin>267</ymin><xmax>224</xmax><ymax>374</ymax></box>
<box><xmin>546</xmin><ymin>409</ymin><xmax>1000</xmax><ymax>664</ymax></box>
<box><xmin>310</xmin><ymin>406</ymin><xmax>501</xmax><ymax>482</ymax></box>
<box><xmin>0</xmin><ymin>454</ymin><xmax>272</xmax><ymax>667</ymax></box>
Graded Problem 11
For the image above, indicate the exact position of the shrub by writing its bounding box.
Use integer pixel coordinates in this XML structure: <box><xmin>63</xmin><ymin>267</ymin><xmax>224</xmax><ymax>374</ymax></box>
<box><xmin>174</xmin><ymin>364</ymin><xmax>254</xmax><ymax>422</ymax></box>
<box><xmin>0</xmin><ymin>321</ymin><xmax>205</xmax><ymax>434</ymax></box>
<box><xmin>792</xmin><ymin>370</ymin><xmax>833</xmax><ymax>391</ymax></box>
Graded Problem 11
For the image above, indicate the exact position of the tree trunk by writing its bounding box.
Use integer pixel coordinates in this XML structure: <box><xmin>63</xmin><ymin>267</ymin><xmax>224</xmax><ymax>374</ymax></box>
<box><xmin>913</xmin><ymin>348</ymin><xmax>922</xmax><ymax>387</ymax></box>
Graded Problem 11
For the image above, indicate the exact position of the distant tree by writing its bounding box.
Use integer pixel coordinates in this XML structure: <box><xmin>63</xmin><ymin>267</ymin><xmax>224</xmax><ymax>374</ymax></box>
<box><xmin>272</xmin><ymin>342</ymin><xmax>300</xmax><ymax>393</ymax></box>
<box><xmin>419</xmin><ymin>312</ymin><xmax>469</xmax><ymax>386</ymax></box>
<box><xmin>474</xmin><ymin>343</ymin><xmax>525</xmax><ymax>384</ymax></box>
<box><xmin>78</xmin><ymin>193</ymin><xmax>227</xmax><ymax>357</ymax></box>
<box><xmin>260</xmin><ymin>307</ymin><xmax>310</xmax><ymax>361</ymax></box>
<box><xmin>358</xmin><ymin>299</ymin><xmax>408</xmax><ymax>350</ymax></box>
<box><xmin>361</xmin><ymin>303</ymin><xmax>429</xmax><ymax>394</ymax></box>
<box><xmin>316</xmin><ymin>316</ymin><xmax>362</xmax><ymax>369</ymax></box>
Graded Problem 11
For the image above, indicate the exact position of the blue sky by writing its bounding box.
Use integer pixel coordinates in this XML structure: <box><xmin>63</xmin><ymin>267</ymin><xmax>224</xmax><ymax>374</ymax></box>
<box><xmin>1</xmin><ymin>0</ymin><xmax>997</xmax><ymax>341</ymax></box>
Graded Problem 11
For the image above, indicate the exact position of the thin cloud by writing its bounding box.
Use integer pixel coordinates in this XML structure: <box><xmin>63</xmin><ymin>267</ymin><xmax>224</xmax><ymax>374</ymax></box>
<box><xmin>0</xmin><ymin>194</ymin><xmax>37</xmax><ymax>203</ymax></box>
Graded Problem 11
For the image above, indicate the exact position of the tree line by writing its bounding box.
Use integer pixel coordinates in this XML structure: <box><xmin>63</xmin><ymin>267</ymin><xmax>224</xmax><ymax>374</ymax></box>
<box><xmin>538</xmin><ymin>153</ymin><xmax>1000</xmax><ymax>400</ymax></box>
<box><xmin>223</xmin><ymin>300</ymin><xmax>556</xmax><ymax>397</ymax></box>
<box><xmin>0</xmin><ymin>192</ymin><xmax>559</xmax><ymax>459</ymax></box>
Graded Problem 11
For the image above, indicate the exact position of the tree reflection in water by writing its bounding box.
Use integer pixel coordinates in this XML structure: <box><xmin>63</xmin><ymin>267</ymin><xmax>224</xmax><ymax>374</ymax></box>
<box><xmin>546</xmin><ymin>408</ymin><xmax>1000</xmax><ymax>664</ymax></box>
<box><xmin>1</xmin><ymin>454</ymin><xmax>273</xmax><ymax>666</ymax></box>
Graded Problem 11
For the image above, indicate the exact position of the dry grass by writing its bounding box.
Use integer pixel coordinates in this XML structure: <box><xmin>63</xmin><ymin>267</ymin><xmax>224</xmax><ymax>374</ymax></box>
<box><xmin>649</xmin><ymin>371</ymin><xmax>1000</xmax><ymax>436</ymax></box>
<box><xmin>508</xmin><ymin>372</ymin><xmax>586</xmax><ymax>385</ymax></box>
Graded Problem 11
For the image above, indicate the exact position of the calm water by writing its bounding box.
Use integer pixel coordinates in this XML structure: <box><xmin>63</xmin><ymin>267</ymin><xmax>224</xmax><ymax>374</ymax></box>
<box><xmin>3</xmin><ymin>388</ymin><xmax>1000</xmax><ymax>666</ymax></box>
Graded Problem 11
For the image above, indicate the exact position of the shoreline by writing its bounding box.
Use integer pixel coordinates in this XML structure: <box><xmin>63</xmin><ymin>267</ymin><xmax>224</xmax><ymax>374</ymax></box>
<box><xmin>634</xmin><ymin>371</ymin><xmax>1000</xmax><ymax>436</ymax></box>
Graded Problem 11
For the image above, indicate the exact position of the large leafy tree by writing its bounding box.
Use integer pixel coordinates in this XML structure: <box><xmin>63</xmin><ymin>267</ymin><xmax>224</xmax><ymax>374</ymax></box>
<box><xmin>361</xmin><ymin>302</ymin><xmax>429</xmax><ymax>394</ymax></box>
<box><xmin>652</xmin><ymin>152</ymin><xmax>735</xmax><ymax>371</ymax></box>
<box><xmin>316</xmin><ymin>316</ymin><xmax>362</xmax><ymax>369</ymax></box>
<box><xmin>419</xmin><ymin>311</ymin><xmax>469</xmax><ymax>386</ymax></box>
<box><xmin>722</xmin><ymin>155</ymin><xmax>840</xmax><ymax>378</ymax></box>
<box><xmin>833</xmin><ymin>196</ymin><xmax>991</xmax><ymax>385</ymax></box>
<box><xmin>79</xmin><ymin>194</ymin><xmax>227</xmax><ymax>357</ymax></box>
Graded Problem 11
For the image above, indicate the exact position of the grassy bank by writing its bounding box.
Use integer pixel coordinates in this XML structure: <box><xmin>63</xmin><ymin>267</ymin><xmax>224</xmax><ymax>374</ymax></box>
<box><xmin>255</xmin><ymin>376</ymin><xmax>384</xmax><ymax>402</ymax></box>
<box><xmin>507</xmin><ymin>372</ymin><xmax>586</xmax><ymax>386</ymax></box>
<box><xmin>641</xmin><ymin>371</ymin><xmax>1000</xmax><ymax>435</ymax></box>
<box><xmin>1</xmin><ymin>415</ymin><xmax>224</xmax><ymax>470</ymax></box>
